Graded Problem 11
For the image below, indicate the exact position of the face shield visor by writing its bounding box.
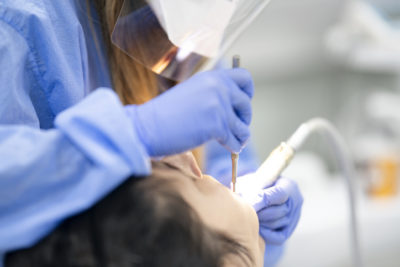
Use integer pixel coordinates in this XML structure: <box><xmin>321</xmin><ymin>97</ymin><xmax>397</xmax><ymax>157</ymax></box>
<box><xmin>111</xmin><ymin>0</ymin><xmax>271</xmax><ymax>82</ymax></box>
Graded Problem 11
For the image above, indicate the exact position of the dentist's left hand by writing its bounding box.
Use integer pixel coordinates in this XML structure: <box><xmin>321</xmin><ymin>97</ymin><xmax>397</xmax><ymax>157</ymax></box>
<box><xmin>251</xmin><ymin>177</ymin><xmax>303</xmax><ymax>245</ymax></box>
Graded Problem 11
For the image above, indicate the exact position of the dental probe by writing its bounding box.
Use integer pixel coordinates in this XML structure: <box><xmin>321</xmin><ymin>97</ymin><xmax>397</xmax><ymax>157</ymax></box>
<box><xmin>231</xmin><ymin>153</ymin><xmax>238</xmax><ymax>192</ymax></box>
<box><xmin>231</xmin><ymin>55</ymin><xmax>241</xmax><ymax>192</ymax></box>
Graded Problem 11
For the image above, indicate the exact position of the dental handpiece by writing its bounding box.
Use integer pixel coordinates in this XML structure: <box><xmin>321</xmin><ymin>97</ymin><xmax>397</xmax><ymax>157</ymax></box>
<box><xmin>236</xmin><ymin>118</ymin><xmax>363</xmax><ymax>267</ymax></box>
<box><xmin>231</xmin><ymin>55</ymin><xmax>241</xmax><ymax>192</ymax></box>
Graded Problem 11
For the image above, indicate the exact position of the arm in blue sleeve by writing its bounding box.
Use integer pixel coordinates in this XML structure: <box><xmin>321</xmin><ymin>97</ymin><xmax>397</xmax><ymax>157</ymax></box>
<box><xmin>264</xmin><ymin>245</ymin><xmax>285</xmax><ymax>267</ymax></box>
<box><xmin>264</xmin><ymin>244</ymin><xmax>285</xmax><ymax>267</ymax></box>
<box><xmin>204</xmin><ymin>140</ymin><xmax>259</xmax><ymax>187</ymax></box>
<box><xmin>0</xmin><ymin>89</ymin><xmax>151</xmax><ymax>255</ymax></box>
<box><xmin>0</xmin><ymin>15</ymin><xmax>149</xmax><ymax>256</ymax></box>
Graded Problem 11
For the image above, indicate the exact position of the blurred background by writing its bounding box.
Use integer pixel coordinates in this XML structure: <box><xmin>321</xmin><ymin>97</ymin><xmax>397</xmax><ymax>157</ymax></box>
<box><xmin>226</xmin><ymin>0</ymin><xmax>400</xmax><ymax>266</ymax></box>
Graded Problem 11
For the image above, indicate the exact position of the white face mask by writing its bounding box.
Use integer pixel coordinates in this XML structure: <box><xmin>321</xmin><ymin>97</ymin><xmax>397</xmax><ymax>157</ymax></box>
<box><xmin>148</xmin><ymin>0</ymin><xmax>238</xmax><ymax>58</ymax></box>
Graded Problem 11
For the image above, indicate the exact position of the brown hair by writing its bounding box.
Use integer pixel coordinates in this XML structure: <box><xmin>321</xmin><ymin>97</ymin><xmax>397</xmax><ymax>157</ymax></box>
<box><xmin>5</xmin><ymin>161</ymin><xmax>252</xmax><ymax>267</ymax></box>
<box><xmin>88</xmin><ymin>0</ymin><xmax>204</xmax><ymax>166</ymax></box>
<box><xmin>89</xmin><ymin>0</ymin><xmax>159</xmax><ymax>105</ymax></box>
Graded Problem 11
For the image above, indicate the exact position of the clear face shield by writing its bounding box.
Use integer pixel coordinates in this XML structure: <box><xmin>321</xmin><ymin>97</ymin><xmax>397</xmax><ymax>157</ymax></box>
<box><xmin>111</xmin><ymin>0</ymin><xmax>271</xmax><ymax>82</ymax></box>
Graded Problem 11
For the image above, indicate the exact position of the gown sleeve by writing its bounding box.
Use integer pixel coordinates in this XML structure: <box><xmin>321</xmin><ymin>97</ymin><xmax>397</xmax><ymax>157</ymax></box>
<box><xmin>0</xmin><ymin>18</ymin><xmax>150</xmax><ymax>257</ymax></box>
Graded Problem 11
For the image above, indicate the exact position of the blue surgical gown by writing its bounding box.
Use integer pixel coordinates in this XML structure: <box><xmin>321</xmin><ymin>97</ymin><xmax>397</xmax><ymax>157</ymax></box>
<box><xmin>0</xmin><ymin>0</ymin><xmax>263</xmax><ymax>263</ymax></box>
<box><xmin>0</xmin><ymin>0</ymin><xmax>149</xmax><ymax>261</ymax></box>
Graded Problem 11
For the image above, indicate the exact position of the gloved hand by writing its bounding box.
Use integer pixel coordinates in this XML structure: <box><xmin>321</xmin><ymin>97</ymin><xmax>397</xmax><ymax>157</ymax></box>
<box><xmin>125</xmin><ymin>69</ymin><xmax>254</xmax><ymax>157</ymax></box>
<box><xmin>251</xmin><ymin>177</ymin><xmax>303</xmax><ymax>246</ymax></box>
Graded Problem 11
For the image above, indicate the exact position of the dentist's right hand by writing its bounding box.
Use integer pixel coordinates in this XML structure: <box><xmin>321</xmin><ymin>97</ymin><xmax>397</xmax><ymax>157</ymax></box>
<box><xmin>125</xmin><ymin>68</ymin><xmax>254</xmax><ymax>157</ymax></box>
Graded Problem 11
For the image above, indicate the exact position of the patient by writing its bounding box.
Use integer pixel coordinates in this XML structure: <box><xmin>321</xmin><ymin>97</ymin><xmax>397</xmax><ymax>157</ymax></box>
<box><xmin>5</xmin><ymin>153</ymin><xmax>265</xmax><ymax>267</ymax></box>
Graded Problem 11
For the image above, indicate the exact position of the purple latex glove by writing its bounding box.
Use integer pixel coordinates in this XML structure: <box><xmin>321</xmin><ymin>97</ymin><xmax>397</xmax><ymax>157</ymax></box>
<box><xmin>125</xmin><ymin>69</ymin><xmax>254</xmax><ymax>157</ymax></box>
<box><xmin>251</xmin><ymin>177</ymin><xmax>303</xmax><ymax>245</ymax></box>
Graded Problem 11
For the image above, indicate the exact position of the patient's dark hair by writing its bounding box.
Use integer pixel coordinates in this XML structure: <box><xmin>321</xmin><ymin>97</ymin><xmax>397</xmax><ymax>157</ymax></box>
<box><xmin>5</xmin><ymin>163</ymin><xmax>251</xmax><ymax>267</ymax></box>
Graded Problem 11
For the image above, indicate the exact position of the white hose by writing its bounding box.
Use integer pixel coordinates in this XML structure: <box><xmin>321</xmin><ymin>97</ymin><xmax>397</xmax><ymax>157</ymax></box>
<box><xmin>288</xmin><ymin>118</ymin><xmax>363</xmax><ymax>267</ymax></box>
<box><xmin>238</xmin><ymin>118</ymin><xmax>364</xmax><ymax>267</ymax></box>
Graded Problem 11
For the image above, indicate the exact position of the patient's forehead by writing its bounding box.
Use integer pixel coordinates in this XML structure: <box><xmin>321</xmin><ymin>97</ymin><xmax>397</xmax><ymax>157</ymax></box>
<box><xmin>152</xmin><ymin>152</ymin><xmax>202</xmax><ymax>178</ymax></box>
<box><xmin>149</xmin><ymin>153</ymin><xmax>264</xmax><ymax>267</ymax></box>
